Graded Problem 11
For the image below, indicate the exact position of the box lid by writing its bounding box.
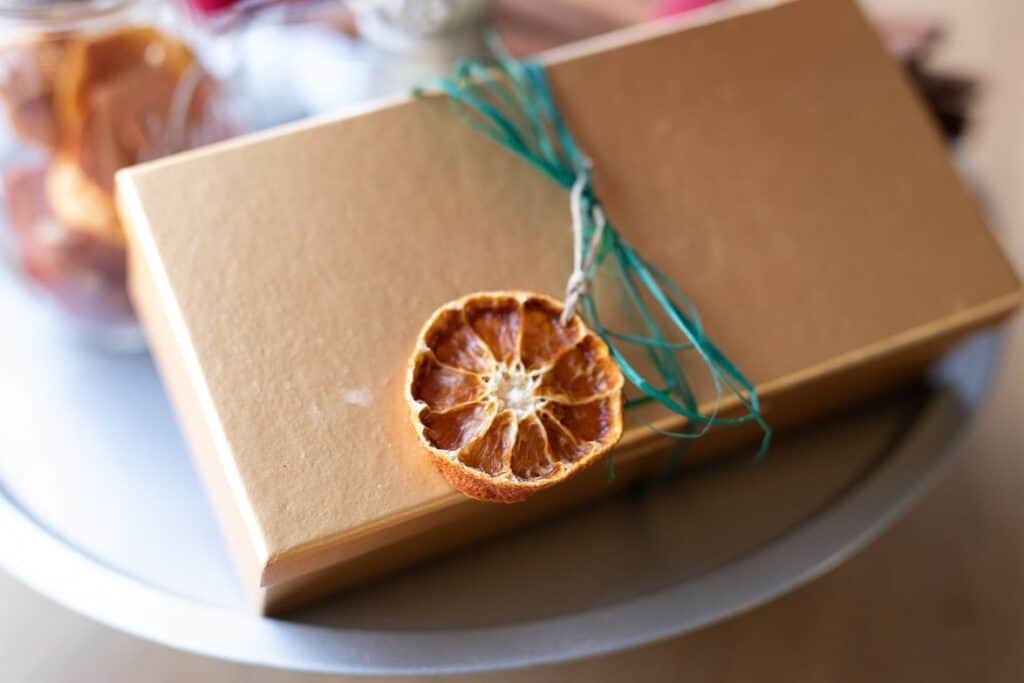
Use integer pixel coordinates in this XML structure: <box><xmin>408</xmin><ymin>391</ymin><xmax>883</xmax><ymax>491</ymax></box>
<box><xmin>118</xmin><ymin>0</ymin><xmax>1020</xmax><ymax>591</ymax></box>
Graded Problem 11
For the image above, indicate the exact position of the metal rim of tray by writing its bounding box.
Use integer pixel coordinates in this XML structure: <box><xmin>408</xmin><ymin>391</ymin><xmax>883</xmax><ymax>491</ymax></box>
<box><xmin>0</xmin><ymin>332</ymin><xmax>1000</xmax><ymax>675</ymax></box>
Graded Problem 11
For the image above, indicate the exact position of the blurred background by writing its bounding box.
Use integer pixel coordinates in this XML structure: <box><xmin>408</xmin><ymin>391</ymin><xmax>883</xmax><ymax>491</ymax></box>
<box><xmin>1</xmin><ymin>0</ymin><xmax>1021</xmax><ymax>681</ymax></box>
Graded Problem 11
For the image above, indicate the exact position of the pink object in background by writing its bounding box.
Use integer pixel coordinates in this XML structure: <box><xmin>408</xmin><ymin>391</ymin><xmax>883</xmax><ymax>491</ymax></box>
<box><xmin>183</xmin><ymin>0</ymin><xmax>240</xmax><ymax>18</ymax></box>
<box><xmin>655</xmin><ymin>0</ymin><xmax>719</xmax><ymax>18</ymax></box>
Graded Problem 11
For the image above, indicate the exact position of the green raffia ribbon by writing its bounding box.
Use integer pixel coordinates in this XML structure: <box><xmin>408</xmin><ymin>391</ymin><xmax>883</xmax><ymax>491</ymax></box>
<box><xmin>415</xmin><ymin>34</ymin><xmax>771</xmax><ymax>462</ymax></box>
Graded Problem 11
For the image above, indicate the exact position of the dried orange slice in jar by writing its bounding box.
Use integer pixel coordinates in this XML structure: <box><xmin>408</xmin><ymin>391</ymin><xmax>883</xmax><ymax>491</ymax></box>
<box><xmin>54</xmin><ymin>27</ymin><xmax>214</xmax><ymax>194</ymax></box>
<box><xmin>407</xmin><ymin>292</ymin><xmax>624</xmax><ymax>503</ymax></box>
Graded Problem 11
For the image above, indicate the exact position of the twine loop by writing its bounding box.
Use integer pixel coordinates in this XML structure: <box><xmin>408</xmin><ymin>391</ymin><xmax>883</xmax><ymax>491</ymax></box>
<box><xmin>561</xmin><ymin>170</ymin><xmax>606</xmax><ymax>325</ymax></box>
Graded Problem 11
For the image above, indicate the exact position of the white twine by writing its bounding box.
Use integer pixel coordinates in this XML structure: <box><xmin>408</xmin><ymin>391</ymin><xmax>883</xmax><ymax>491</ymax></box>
<box><xmin>560</xmin><ymin>171</ymin><xmax>606</xmax><ymax>325</ymax></box>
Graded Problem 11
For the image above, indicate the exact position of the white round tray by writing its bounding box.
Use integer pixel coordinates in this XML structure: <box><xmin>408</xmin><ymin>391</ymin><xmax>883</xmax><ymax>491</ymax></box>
<box><xmin>0</xmin><ymin>267</ymin><xmax>999</xmax><ymax>675</ymax></box>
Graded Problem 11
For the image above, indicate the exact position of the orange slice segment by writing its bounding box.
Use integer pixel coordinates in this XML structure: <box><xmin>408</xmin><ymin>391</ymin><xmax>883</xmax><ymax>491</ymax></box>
<box><xmin>423</xmin><ymin>307</ymin><xmax>495</xmax><ymax>374</ymax></box>
<box><xmin>520</xmin><ymin>296</ymin><xmax>583</xmax><ymax>370</ymax></box>
<box><xmin>537</xmin><ymin>333</ymin><xmax>621</xmax><ymax>402</ymax></box>
<box><xmin>410</xmin><ymin>354</ymin><xmax>487</xmax><ymax>411</ymax></box>
<box><xmin>407</xmin><ymin>291</ymin><xmax>624</xmax><ymax>503</ymax></box>
<box><xmin>420</xmin><ymin>402</ymin><xmax>494</xmax><ymax>452</ymax></box>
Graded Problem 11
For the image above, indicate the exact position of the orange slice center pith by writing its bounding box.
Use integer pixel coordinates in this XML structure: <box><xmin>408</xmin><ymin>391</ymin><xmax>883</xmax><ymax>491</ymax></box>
<box><xmin>407</xmin><ymin>291</ymin><xmax>624</xmax><ymax>503</ymax></box>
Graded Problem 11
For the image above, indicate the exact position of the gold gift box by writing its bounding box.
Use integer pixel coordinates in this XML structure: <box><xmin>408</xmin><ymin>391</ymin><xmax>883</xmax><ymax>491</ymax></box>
<box><xmin>117</xmin><ymin>0</ymin><xmax>1021</xmax><ymax>613</ymax></box>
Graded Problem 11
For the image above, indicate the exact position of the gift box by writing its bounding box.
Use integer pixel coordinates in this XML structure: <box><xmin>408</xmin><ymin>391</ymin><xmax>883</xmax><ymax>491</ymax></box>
<box><xmin>117</xmin><ymin>0</ymin><xmax>1020</xmax><ymax>613</ymax></box>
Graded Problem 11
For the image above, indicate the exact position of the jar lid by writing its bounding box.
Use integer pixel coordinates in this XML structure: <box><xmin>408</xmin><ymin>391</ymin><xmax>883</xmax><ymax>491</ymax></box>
<box><xmin>348</xmin><ymin>0</ymin><xmax>493</xmax><ymax>54</ymax></box>
<box><xmin>0</xmin><ymin>0</ymin><xmax>134</xmax><ymax>23</ymax></box>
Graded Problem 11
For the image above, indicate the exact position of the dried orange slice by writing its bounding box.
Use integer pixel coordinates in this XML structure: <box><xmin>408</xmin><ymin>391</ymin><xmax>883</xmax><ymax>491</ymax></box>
<box><xmin>46</xmin><ymin>155</ymin><xmax>121</xmax><ymax>244</ymax></box>
<box><xmin>407</xmin><ymin>292</ymin><xmax>624</xmax><ymax>503</ymax></box>
<box><xmin>54</xmin><ymin>28</ymin><xmax>210</xmax><ymax>193</ymax></box>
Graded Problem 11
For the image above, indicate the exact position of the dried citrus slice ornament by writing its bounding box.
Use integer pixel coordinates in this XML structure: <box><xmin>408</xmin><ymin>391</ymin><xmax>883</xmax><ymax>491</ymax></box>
<box><xmin>407</xmin><ymin>291</ymin><xmax>624</xmax><ymax>503</ymax></box>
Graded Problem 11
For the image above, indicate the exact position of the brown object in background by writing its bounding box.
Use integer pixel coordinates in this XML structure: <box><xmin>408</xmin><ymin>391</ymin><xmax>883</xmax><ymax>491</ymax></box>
<box><xmin>0</xmin><ymin>38</ymin><xmax>66</xmax><ymax>148</ymax></box>
<box><xmin>907</xmin><ymin>63</ymin><xmax>975</xmax><ymax>141</ymax></box>
<box><xmin>876</xmin><ymin>17</ymin><xmax>976</xmax><ymax>141</ymax></box>
<box><xmin>5</xmin><ymin>164</ymin><xmax>132</xmax><ymax>321</ymax></box>
<box><xmin>118</xmin><ymin>0</ymin><xmax>1021</xmax><ymax>614</ymax></box>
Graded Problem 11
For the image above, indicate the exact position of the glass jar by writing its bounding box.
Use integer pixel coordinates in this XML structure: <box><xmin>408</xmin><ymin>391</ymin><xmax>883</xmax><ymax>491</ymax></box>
<box><xmin>0</xmin><ymin>0</ymin><xmax>230</xmax><ymax>349</ymax></box>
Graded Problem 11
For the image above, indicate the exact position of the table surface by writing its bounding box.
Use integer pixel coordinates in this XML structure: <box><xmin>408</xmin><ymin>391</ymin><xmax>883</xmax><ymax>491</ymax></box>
<box><xmin>3</xmin><ymin>0</ymin><xmax>1022</xmax><ymax>681</ymax></box>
